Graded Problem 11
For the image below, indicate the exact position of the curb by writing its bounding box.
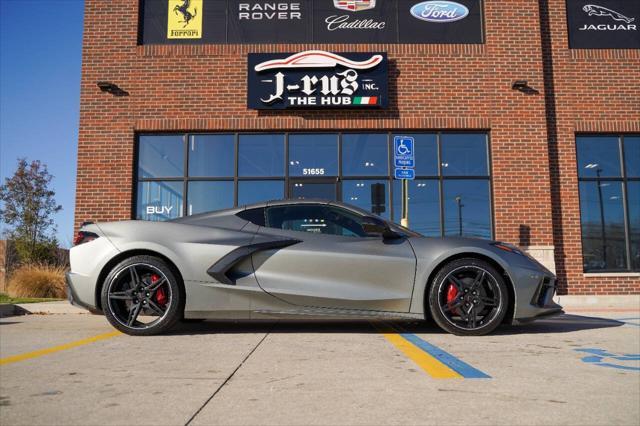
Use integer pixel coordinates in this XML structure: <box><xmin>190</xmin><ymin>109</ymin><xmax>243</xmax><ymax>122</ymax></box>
<box><xmin>15</xmin><ymin>301</ymin><xmax>89</xmax><ymax>315</ymax></box>
<box><xmin>555</xmin><ymin>295</ymin><xmax>640</xmax><ymax>310</ymax></box>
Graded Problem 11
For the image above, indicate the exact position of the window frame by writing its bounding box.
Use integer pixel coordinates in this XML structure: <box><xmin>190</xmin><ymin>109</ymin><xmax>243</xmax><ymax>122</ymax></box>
<box><xmin>576</xmin><ymin>134</ymin><xmax>640</xmax><ymax>273</ymax></box>
<box><xmin>134</xmin><ymin>131</ymin><xmax>494</xmax><ymax>239</ymax></box>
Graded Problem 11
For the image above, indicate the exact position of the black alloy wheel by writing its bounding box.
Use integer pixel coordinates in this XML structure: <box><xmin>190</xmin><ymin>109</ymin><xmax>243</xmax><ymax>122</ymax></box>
<box><xmin>429</xmin><ymin>258</ymin><xmax>508</xmax><ymax>336</ymax></box>
<box><xmin>102</xmin><ymin>255</ymin><xmax>183</xmax><ymax>336</ymax></box>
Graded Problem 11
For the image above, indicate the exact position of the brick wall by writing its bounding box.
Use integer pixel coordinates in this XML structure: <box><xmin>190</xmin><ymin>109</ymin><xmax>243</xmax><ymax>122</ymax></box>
<box><xmin>543</xmin><ymin>0</ymin><xmax>640</xmax><ymax>294</ymax></box>
<box><xmin>76</xmin><ymin>0</ymin><xmax>639</xmax><ymax>294</ymax></box>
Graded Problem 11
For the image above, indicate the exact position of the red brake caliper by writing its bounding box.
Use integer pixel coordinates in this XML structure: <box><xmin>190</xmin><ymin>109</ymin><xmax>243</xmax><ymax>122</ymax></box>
<box><xmin>446</xmin><ymin>282</ymin><xmax>459</xmax><ymax>312</ymax></box>
<box><xmin>150</xmin><ymin>274</ymin><xmax>167</xmax><ymax>306</ymax></box>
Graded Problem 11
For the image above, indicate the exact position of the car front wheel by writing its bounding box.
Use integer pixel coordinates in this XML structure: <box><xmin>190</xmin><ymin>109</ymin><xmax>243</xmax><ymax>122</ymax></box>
<box><xmin>428</xmin><ymin>258</ymin><xmax>508</xmax><ymax>336</ymax></box>
<box><xmin>102</xmin><ymin>255</ymin><xmax>183</xmax><ymax>336</ymax></box>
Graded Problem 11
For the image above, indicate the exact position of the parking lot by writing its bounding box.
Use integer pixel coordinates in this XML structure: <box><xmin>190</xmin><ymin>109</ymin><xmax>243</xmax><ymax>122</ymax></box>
<box><xmin>1</xmin><ymin>308</ymin><xmax>639</xmax><ymax>426</ymax></box>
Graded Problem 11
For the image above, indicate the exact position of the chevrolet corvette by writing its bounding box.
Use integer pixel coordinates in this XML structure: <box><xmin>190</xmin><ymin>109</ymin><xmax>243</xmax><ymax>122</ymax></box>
<box><xmin>67</xmin><ymin>199</ymin><xmax>562</xmax><ymax>336</ymax></box>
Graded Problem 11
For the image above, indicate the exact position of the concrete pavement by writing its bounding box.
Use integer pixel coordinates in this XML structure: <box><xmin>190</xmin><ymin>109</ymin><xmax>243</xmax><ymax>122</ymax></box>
<box><xmin>1</xmin><ymin>307</ymin><xmax>639</xmax><ymax>426</ymax></box>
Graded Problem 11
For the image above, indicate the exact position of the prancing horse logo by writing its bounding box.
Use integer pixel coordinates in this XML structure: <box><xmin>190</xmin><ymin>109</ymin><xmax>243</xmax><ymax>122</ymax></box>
<box><xmin>173</xmin><ymin>0</ymin><xmax>198</xmax><ymax>28</ymax></box>
<box><xmin>583</xmin><ymin>4</ymin><xmax>635</xmax><ymax>23</ymax></box>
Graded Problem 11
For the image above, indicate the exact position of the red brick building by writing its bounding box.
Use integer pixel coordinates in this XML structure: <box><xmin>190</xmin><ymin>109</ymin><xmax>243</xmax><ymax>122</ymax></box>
<box><xmin>76</xmin><ymin>0</ymin><xmax>639</xmax><ymax>294</ymax></box>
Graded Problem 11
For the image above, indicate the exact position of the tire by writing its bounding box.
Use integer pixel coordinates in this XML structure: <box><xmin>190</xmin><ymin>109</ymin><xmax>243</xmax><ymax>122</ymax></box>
<box><xmin>428</xmin><ymin>258</ymin><xmax>508</xmax><ymax>336</ymax></box>
<box><xmin>102</xmin><ymin>255</ymin><xmax>183</xmax><ymax>336</ymax></box>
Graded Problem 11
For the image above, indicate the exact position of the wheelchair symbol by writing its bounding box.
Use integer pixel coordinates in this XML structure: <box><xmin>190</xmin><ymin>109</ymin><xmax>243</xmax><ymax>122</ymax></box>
<box><xmin>396</xmin><ymin>139</ymin><xmax>412</xmax><ymax>156</ymax></box>
<box><xmin>575</xmin><ymin>348</ymin><xmax>640</xmax><ymax>371</ymax></box>
<box><xmin>396</xmin><ymin>137</ymin><xmax>413</xmax><ymax>156</ymax></box>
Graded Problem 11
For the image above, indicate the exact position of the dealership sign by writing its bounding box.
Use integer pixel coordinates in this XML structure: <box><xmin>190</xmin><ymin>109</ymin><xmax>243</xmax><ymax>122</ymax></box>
<box><xmin>247</xmin><ymin>51</ymin><xmax>388</xmax><ymax>109</ymax></box>
<box><xmin>141</xmin><ymin>0</ymin><xmax>484</xmax><ymax>44</ymax></box>
<box><xmin>410</xmin><ymin>1</ymin><xmax>470</xmax><ymax>23</ymax></box>
<box><xmin>566</xmin><ymin>0</ymin><xmax>639</xmax><ymax>48</ymax></box>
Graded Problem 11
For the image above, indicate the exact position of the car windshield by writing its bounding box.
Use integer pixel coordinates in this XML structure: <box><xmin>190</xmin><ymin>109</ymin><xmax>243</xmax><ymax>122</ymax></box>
<box><xmin>334</xmin><ymin>202</ymin><xmax>423</xmax><ymax>237</ymax></box>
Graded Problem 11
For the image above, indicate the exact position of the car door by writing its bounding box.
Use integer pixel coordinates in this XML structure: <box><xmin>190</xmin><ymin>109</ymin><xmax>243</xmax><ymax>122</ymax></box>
<box><xmin>251</xmin><ymin>203</ymin><xmax>417</xmax><ymax>312</ymax></box>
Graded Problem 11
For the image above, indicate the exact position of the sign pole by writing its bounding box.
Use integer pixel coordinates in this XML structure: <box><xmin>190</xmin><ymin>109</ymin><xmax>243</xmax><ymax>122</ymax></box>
<box><xmin>401</xmin><ymin>179</ymin><xmax>409</xmax><ymax>228</ymax></box>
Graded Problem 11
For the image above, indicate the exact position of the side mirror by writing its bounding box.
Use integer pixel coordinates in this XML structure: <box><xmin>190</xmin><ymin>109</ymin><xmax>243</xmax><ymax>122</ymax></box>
<box><xmin>362</xmin><ymin>216</ymin><xmax>401</xmax><ymax>239</ymax></box>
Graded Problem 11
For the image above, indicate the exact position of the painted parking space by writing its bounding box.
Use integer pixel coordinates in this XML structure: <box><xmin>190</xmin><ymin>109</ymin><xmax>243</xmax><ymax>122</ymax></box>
<box><xmin>1</xmin><ymin>312</ymin><xmax>639</xmax><ymax>426</ymax></box>
<box><xmin>575</xmin><ymin>348</ymin><xmax>640</xmax><ymax>371</ymax></box>
<box><xmin>0</xmin><ymin>331</ymin><xmax>122</xmax><ymax>366</ymax></box>
<box><xmin>374</xmin><ymin>322</ymin><xmax>491</xmax><ymax>379</ymax></box>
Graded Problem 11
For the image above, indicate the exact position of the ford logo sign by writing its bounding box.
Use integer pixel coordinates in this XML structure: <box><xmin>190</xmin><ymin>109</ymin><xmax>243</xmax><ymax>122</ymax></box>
<box><xmin>410</xmin><ymin>1</ymin><xmax>469</xmax><ymax>23</ymax></box>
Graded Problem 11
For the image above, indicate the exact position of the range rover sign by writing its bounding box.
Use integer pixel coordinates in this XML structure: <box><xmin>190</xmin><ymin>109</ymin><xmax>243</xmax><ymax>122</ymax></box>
<box><xmin>247</xmin><ymin>51</ymin><xmax>388</xmax><ymax>110</ymax></box>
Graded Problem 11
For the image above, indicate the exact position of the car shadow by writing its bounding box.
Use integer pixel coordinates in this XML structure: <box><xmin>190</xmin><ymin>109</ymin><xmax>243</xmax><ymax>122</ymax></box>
<box><xmin>165</xmin><ymin>313</ymin><xmax>625</xmax><ymax>336</ymax></box>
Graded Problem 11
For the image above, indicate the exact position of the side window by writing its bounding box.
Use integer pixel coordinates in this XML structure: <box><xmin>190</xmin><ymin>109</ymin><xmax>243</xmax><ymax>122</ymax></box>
<box><xmin>236</xmin><ymin>207</ymin><xmax>266</xmax><ymax>226</ymax></box>
<box><xmin>265</xmin><ymin>205</ymin><xmax>367</xmax><ymax>237</ymax></box>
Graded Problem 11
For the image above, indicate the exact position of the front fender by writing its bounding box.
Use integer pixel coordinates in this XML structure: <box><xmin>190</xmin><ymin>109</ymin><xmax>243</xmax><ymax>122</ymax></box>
<box><xmin>407</xmin><ymin>238</ymin><xmax>518</xmax><ymax>315</ymax></box>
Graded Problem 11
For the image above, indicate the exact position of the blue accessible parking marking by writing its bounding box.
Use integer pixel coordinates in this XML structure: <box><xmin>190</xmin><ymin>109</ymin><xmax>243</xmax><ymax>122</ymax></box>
<box><xmin>575</xmin><ymin>348</ymin><xmax>640</xmax><ymax>371</ymax></box>
<box><xmin>400</xmin><ymin>332</ymin><xmax>492</xmax><ymax>379</ymax></box>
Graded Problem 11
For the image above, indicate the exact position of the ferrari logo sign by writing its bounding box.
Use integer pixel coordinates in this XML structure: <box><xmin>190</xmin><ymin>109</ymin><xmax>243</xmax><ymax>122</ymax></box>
<box><xmin>333</xmin><ymin>0</ymin><xmax>376</xmax><ymax>12</ymax></box>
<box><xmin>167</xmin><ymin>0</ymin><xmax>203</xmax><ymax>39</ymax></box>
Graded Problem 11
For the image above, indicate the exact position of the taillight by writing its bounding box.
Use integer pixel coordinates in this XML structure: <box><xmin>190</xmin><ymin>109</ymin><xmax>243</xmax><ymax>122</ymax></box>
<box><xmin>73</xmin><ymin>231</ymin><xmax>99</xmax><ymax>246</ymax></box>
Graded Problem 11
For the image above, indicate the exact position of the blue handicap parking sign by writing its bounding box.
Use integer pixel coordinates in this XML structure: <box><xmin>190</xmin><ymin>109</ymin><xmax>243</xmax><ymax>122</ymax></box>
<box><xmin>394</xmin><ymin>168</ymin><xmax>415</xmax><ymax>180</ymax></box>
<box><xmin>394</xmin><ymin>136</ymin><xmax>415</xmax><ymax>168</ymax></box>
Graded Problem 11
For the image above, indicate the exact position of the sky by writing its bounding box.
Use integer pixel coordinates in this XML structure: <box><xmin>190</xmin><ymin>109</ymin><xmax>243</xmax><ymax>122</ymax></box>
<box><xmin>0</xmin><ymin>0</ymin><xmax>84</xmax><ymax>247</ymax></box>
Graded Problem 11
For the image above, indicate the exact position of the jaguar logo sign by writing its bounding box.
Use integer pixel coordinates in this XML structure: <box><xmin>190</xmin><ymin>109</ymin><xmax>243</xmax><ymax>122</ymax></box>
<box><xmin>579</xmin><ymin>4</ymin><xmax>637</xmax><ymax>31</ymax></box>
<box><xmin>566</xmin><ymin>0</ymin><xmax>639</xmax><ymax>48</ymax></box>
<box><xmin>248</xmin><ymin>51</ymin><xmax>388</xmax><ymax>110</ymax></box>
<box><xmin>410</xmin><ymin>1</ymin><xmax>469</xmax><ymax>23</ymax></box>
<box><xmin>583</xmin><ymin>4</ymin><xmax>634</xmax><ymax>23</ymax></box>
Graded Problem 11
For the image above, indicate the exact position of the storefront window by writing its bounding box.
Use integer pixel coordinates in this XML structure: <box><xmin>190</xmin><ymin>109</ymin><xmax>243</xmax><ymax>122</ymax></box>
<box><xmin>440</xmin><ymin>133</ymin><xmax>489</xmax><ymax>176</ymax></box>
<box><xmin>188</xmin><ymin>134</ymin><xmax>235</xmax><ymax>177</ymax></box>
<box><xmin>136</xmin><ymin>132</ymin><xmax>493</xmax><ymax>239</ymax></box>
<box><xmin>136</xmin><ymin>181</ymin><xmax>183</xmax><ymax>221</ymax></box>
<box><xmin>393</xmin><ymin>180</ymin><xmax>440</xmax><ymax>237</ymax></box>
<box><xmin>577</xmin><ymin>135</ymin><xmax>639</xmax><ymax>272</ymax></box>
<box><xmin>443</xmin><ymin>180</ymin><xmax>492</xmax><ymax>239</ymax></box>
<box><xmin>624</xmin><ymin>136</ymin><xmax>640</xmax><ymax>177</ymax></box>
<box><xmin>343</xmin><ymin>180</ymin><xmax>390</xmax><ymax>220</ymax></box>
<box><xmin>188</xmin><ymin>181</ymin><xmax>234</xmax><ymax>215</ymax></box>
<box><xmin>138</xmin><ymin>135</ymin><xmax>184</xmax><ymax>178</ymax></box>
<box><xmin>576</xmin><ymin>136</ymin><xmax>621</xmax><ymax>178</ymax></box>
<box><xmin>289</xmin><ymin>134</ymin><xmax>338</xmax><ymax>177</ymax></box>
<box><xmin>238</xmin><ymin>180</ymin><xmax>284</xmax><ymax>206</ymax></box>
<box><xmin>579</xmin><ymin>181</ymin><xmax>627</xmax><ymax>271</ymax></box>
<box><xmin>238</xmin><ymin>134</ymin><xmax>284</xmax><ymax>177</ymax></box>
<box><xmin>627</xmin><ymin>182</ymin><xmax>640</xmax><ymax>270</ymax></box>
<box><xmin>411</xmin><ymin>134</ymin><xmax>439</xmax><ymax>176</ymax></box>
<box><xmin>342</xmin><ymin>134</ymin><xmax>388</xmax><ymax>176</ymax></box>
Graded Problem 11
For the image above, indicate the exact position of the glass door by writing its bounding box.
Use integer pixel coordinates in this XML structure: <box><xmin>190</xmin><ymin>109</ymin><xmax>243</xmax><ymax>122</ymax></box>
<box><xmin>289</xmin><ymin>179</ymin><xmax>338</xmax><ymax>201</ymax></box>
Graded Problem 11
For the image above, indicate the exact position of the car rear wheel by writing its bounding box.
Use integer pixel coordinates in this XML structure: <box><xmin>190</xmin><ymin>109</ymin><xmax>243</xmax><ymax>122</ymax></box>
<box><xmin>102</xmin><ymin>255</ymin><xmax>183</xmax><ymax>336</ymax></box>
<box><xmin>428</xmin><ymin>258</ymin><xmax>508</xmax><ymax>336</ymax></box>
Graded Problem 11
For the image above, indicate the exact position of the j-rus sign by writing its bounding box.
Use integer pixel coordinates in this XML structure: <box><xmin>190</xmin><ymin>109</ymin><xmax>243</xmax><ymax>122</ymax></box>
<box><xmin>247</xmin><ymin>51</ymin><xmax>388</xmax><ymax>110</ymax></box>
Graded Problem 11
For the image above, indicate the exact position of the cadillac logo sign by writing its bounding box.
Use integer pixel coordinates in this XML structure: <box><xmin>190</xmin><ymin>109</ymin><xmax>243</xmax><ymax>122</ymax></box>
<box><xmin>247</xmin><ymin>50</ymin><xmax>388</xmax><ymax>109</ymax></box>
<box><xmin>334</xmin><ymin>0</ymin><xmax>376</xmax><ymax>12</ymax></box>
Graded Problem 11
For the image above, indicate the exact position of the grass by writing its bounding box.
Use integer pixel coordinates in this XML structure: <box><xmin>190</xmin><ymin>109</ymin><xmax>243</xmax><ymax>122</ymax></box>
<box><xmin>0</xmin><ymin>293</ymin><xmax>63</xmax><ymax>304</ymax></box>
<box><xmin>6</xmin><ymin>263</ymin><xmax>67</xmax><ymax>299</ymax></box>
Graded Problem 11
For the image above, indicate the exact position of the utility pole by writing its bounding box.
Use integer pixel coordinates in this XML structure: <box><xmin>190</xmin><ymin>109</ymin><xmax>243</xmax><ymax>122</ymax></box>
<box><xmin>596</xmin><ymin>168</ymin><xmax>607</xmax><ymax>266</ymax></box>
<box><xmin>455</xmin><ymin>196</ymin><xmax>464</xmax><ymax>236</ymax></box>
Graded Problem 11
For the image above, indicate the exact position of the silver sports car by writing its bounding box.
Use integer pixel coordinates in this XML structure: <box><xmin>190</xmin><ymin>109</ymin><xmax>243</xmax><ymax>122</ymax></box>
<box><xmin>67</xmin><ymin>199</ymin><xmax>562</xmax><ymax>336</ymax></box>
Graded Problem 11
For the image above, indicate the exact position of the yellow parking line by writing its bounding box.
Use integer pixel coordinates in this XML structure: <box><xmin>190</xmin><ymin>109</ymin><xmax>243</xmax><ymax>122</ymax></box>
<box><xmin>380</xmin><ymin>331</ymin><xmax>463</xmax><ymax>379</ymax></box>
<box><xmin>0</xmin><ymin>331</ymin><xmax>122</xmax><ymax>366</ymax></box>
<box><xmin>373</xmin><ymin>322</ymin><xmax>462</xmax><ymax>379</ymax></box>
